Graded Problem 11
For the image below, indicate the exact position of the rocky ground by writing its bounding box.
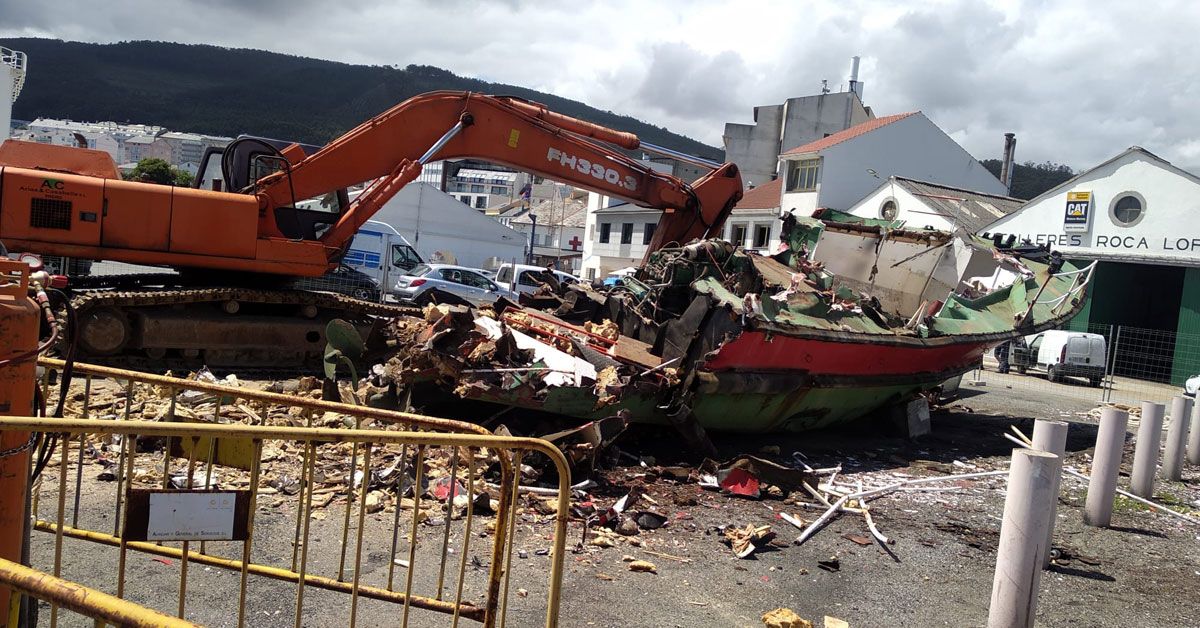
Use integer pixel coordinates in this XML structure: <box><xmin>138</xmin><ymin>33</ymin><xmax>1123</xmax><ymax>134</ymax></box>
<box><xmin>23</xmin><ymin>380</ymin><xmax>1200</xmax><ymax>627</ymax></box>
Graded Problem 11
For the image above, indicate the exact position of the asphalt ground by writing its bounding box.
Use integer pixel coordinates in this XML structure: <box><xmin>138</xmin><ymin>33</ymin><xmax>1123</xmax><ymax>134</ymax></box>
<box><xmin>23</xmin><ymin>380</ymin><xmax>1200</xmax><ymax>627</ymax></box>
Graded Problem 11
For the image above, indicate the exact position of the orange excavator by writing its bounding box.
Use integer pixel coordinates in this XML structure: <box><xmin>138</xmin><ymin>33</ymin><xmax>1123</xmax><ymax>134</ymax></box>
<box><xmin>0</xmin><ymin>91</ymin><xmax>742</xmax><ymax>367</ymax></box>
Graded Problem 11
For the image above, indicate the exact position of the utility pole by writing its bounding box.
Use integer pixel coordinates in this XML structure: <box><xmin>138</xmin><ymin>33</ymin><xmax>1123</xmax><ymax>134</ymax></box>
<box><xmin>527</xmin><ymin>214</ymin><xmax>537</xmax><ymax>265</ymax></box>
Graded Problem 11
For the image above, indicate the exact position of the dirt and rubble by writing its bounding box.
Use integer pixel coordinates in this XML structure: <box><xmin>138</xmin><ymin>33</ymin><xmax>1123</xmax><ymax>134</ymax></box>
<box><xmin>26</xmin><ymin>377</ymin><xmax>1200</xmax><ymax>627</ymax></box>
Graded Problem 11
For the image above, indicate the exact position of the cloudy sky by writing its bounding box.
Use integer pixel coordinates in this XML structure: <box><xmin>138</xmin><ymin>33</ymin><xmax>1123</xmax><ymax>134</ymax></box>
<box><xmin>2</xmin><ymin>0</ymin><xmax>1198</xmax><ymax>172</ymax></box>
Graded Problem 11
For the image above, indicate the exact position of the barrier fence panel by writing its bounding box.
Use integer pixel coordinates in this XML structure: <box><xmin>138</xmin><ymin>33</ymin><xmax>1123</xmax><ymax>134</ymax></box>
<box><xmin>971</xmin><ymin>323</ymin><xmax>1193</xmax><ymax>409</ymax></box>
<box><xmin>1104</xmin><ymin>325</ymin><xmax>1200</xmax><ymax>406</ymax></box>
<box><xmin>15</xmin><ymin>359</ymin><xmax>569</xmax><ymax>627</ymax></box>
<box><xmin>0</xmin><ymin>556</ymin><xmax>198</xmax><ymax>627</ymax></box>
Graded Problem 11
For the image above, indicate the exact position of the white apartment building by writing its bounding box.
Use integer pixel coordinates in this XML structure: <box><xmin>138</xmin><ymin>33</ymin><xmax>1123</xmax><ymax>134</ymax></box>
<box><xmin>11</xmin><ymin>118</ymin><xmax>229</xmax><ymax>169</ymax></box>
<box><xmin>778</xmin><ymin>112</ymin><xmax>1005</xmax><ymax>215</ymax></box>
<box><xmin>724</xmin><ymin>179</ymin><xmax>784</xmax><ymax>255</ymax></box>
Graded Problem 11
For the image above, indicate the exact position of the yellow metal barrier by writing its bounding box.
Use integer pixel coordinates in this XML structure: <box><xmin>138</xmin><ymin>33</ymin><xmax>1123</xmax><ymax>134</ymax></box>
<box><xmin>19</xmin><ymin>360</ymin><xmax>570</xmax><ymax>627</ymax></box>
<box><xmin>0</xmin><ymin>556</ymin><xmax>197</xmax><ymax>627</ymax></box>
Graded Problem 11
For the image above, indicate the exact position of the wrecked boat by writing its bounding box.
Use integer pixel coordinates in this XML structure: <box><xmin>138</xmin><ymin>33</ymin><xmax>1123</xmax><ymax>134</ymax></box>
<box><xmin>371</xmin><ymin>210</ymin><xmax>1094</xmax><ymax>433</ymax></box>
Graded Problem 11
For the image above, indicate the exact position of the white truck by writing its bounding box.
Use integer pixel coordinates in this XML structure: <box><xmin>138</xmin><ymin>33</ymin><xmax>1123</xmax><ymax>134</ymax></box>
<box><xmin>1011</xmin><ymin>330</ymin><xmax>1107</xmax><ymax>386</ymax></box>
<box><xmin>343</xmin><ymin>220</ymin><xmax>424</xmax><ymax>289</ymax></box>
<box><xmin>495</xmin><ymin>263</ymin><xmax>580</xmax><ymax>296</ymax></box>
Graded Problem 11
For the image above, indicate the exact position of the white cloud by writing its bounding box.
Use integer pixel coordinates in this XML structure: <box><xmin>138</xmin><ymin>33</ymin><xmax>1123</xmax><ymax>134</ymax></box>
<box><xmin>2</xmin><ymin>0</ymin><xmax>1199</xmax><ymax>172</ymax></box>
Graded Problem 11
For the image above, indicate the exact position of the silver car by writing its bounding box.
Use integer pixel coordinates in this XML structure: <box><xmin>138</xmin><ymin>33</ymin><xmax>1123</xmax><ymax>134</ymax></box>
<box><xmin>392</xmin><ymin>264</ymin><xmax>519</xmax><ymax>307</ymax></box>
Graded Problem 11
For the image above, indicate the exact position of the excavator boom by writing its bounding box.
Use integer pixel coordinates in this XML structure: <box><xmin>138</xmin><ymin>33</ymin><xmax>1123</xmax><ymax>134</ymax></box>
<box><xmin>256</xmin><ymin>91</ymin><xmax>742</xmax><ymax>265</ymax></box>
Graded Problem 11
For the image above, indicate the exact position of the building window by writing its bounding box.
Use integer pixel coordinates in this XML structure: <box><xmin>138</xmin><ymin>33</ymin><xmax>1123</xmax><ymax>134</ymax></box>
<box><xmin>1110</xmin><ymin>192</ymin><xmax>1145</xmax><ymax>227</ymax></box>
<box><xmin>470</xmin><ymin>184</ymin><xmax>485</xmax><ymax>193</ymax></box>
<box><xmin>586</xmin><ymin>267</ymin><xmax>596</xmax><ymax>280</ymax></box>
<box><xmin>459</xmin><ymin>196</ymin><xmax>470</xmax><ymax>205</ymax></box>
<box><xmin>753</xmin><ymin>224</ymin><xmax>771</xmax><ymax>248</ymax></box>
<box><xmin>620</xmin><ymin>223</ymin><xmax>634</xmax><ymax>244</ymax></box>
<box><xmin>643</xmin><ymin>223</ymin><xmax>656</xmax><ymax>245</ymax></box>
<box><xmin>785</xmin><ymin>158</ymin><xmax>821</xmax><ymax>192</ymax></box>
<box><xmin>491</xmin><ymin>186</ymin><xmax>507</xmax><ymax>195</ymax></box>
<box><xmin>730</xmin><ymin>223</ymin><xmax>748</xmax><ymax>246</ymax></box>
<box><xmin>599</xmin><ymin>223</ymin><xmax>612</xmax><ymax>243</ymax></box>
<box><xmin>880</xmin><ymin>199</ymin><xmax>898</xmax><ymax>221</ymax></box>
<box><xmin>474</xmin><ymin>196</ymin><xmax>486</xmax><ymax>209</ymax></box>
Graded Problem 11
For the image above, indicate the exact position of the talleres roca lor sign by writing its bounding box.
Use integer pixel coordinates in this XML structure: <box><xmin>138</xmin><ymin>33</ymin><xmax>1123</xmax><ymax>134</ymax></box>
<box><xmin>1000</xmin><ymin>190</ymin><xmax>1200</xmax><ymax>254</ymax></box>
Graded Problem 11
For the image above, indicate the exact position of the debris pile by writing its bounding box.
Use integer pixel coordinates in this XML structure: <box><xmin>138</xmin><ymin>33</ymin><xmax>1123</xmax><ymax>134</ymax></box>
<box><xmin>370</xmin><ymin>302</ymin><xmax>675</xmax><ymax>420</ymax></box>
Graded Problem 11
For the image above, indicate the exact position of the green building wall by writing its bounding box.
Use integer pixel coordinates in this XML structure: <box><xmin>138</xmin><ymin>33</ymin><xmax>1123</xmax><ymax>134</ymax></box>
<box><xmin>1171</xmin><ymin>267</ymin><xmax>1200</xmax><ymax>385</ymax></box>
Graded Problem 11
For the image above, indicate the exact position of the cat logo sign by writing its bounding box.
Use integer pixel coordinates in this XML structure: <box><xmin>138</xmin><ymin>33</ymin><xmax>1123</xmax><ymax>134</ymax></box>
<box><xmin>1064</xmin><ymin>191</ymin><xmax>1091</xmax><ymax>232</ymax></box>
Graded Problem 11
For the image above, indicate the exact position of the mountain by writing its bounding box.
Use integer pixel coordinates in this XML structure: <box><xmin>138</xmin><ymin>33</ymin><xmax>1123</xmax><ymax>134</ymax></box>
<box><xmin>6</xmin><ymin>38</ymin><xmax>722</xmax><ymax>160</ymax></box>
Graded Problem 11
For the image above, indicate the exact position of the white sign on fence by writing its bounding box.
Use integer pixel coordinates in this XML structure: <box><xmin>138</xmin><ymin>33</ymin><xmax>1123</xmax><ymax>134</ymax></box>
<box><xmin>147</xmin><ymin>491</ymin><xmax>237</xmax><ymax>541</ymax></box>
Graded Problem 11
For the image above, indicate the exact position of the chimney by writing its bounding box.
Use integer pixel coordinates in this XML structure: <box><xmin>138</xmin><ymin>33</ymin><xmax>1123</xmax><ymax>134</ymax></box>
<box><xmin>999</xmin><ymin>133</ymin><xmax>1017</xmax><ymax>193</ymax></box>
<box><xmin>848</xmin><ymin>56</ymin><xmax>865</xmax><ymax>100</ymax></box>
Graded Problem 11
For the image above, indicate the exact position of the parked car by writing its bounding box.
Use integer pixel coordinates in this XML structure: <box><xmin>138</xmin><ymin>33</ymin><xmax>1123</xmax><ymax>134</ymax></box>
<box><xmin>1185</xmin><ymin>374</ymin><xmax>1200</xmax><ymax>397</ymax></box>
<box><xmin>494</xmin><ymin>263</ymin><xmax>579</xmax><ymax>296</ymax></box>
<box><xmin>392</xmin><ymin>263</ymin><xmax>519</xmax><ymax>307</ymax></box>
<box><xmin>293</xmin><ymin>264</ymin><xmax>381</xmax><ymax>301</ymax></box>
<box><xmin>1010</xmin><ymin>330</ymin><xmax>1107</xmax><ymax>386</ymax></box>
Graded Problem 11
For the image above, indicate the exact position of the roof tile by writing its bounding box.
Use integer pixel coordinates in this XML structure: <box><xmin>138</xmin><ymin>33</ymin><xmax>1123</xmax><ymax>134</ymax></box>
<box><xmin>782</xmin><ymin>112</ymin><xmax>918</xmax><ymax>156</ymax></box>
<box><xmin>733</xmin><ymin>178</ymin><xmax>782</xmax><ymax>210</ymax></box>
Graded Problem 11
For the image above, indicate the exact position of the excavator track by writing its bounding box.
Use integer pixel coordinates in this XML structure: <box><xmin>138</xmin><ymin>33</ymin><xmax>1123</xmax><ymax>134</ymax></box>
<box><xmin>67</xmin><ymin>280</ymin><xmax>421</xmax><ymax>373</ymax></box>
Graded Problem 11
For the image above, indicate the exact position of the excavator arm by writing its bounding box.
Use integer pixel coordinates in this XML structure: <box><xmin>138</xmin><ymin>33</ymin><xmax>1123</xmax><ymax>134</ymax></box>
<box><xmin>256</xmin><ymin>91</ymin><xmax>742</xmax><ymax>264</ymax></box>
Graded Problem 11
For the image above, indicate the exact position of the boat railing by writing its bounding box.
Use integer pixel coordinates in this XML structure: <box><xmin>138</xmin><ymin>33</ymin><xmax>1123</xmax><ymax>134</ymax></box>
<box><xmin>1</xmin><ymin>45</ymin><xmax>27</xmax><ymax>102</ymax></box>
<box><xmin>1038</xmin><ymin>260</ymin><xmax>1098</xmax><ymax>315</ymax></box>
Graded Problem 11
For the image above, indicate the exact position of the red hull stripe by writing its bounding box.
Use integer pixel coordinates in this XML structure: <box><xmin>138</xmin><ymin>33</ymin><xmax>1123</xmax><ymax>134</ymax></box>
<box><xmin>704</xmin><ymin>331</ymin><xmax>988</xmax><ymax>376</ymax></box>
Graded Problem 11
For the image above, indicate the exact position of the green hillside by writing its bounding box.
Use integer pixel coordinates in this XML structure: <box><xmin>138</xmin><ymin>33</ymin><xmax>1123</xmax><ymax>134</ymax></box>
<box><xmin>6</xmin><ymin>38</ymin><xmax>722</xmax><ymax>160</ymax></box>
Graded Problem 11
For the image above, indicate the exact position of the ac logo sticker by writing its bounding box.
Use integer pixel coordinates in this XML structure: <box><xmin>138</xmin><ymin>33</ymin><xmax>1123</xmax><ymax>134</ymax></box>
<box><xmin>40</xmin><ymin>178</ymin><xmax>64</xmax><ymax>191</ymax></box>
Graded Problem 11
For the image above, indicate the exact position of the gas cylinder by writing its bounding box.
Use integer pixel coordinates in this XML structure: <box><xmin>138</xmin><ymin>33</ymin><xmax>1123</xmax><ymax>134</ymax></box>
<box><xmin>0</xmin><ymin>259</ymin><xmax>40</xmax><ymax>627</ymax></box>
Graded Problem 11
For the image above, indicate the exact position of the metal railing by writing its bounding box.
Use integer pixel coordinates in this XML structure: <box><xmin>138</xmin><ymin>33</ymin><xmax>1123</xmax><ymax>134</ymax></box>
<box><xmin>16</xmin><ymin>359</ymin><xmax>570</xmax><ymax>627</ymax></box>
<box><xmin>0</xmin><ymin>45</ymin><xmax>25</xmax><ymax>102</ymax></box>
<box><xmin>1035</xmin><ymin>260</ymin><xmax>1098</xmax><ymax>314</ymax></box>
<box><xmin>0</xmin><ymin>556</ymin><xmax>197</xmax><ymax>627</ymax></box>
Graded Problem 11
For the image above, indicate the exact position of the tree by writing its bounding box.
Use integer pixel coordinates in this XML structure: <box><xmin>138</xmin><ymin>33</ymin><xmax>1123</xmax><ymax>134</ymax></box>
<box><xmin>981</xmin><ymin>159</ymin><xmax>1075</xmax><ymax>200</ymax></box>
<box><xmin>125</xmin><ymin>158</ymin><xmax>192</xmax><ymax>187</ymax></box>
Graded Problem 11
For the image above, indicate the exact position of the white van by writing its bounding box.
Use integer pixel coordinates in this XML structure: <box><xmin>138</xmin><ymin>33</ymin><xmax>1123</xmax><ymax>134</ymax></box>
<box><xmin>1012</xmin><ymin>330</ymin><xmax>1107</xmax><ymax>386</ymax></box>
<box><xmin>343</xmin><ymin>220</ymin><xmax>424</xmax><ymax>288</ymax></box>
<box><xmin>494</xmin><ymin>263</ymin><xmax>579</xmax><ymax>296</ymax></box>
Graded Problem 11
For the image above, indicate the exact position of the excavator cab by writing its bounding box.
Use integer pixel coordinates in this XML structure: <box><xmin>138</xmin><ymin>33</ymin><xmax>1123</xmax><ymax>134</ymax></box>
<box><xmin>195</xmin><ymin>136</ymin><xmax>351</xmax><ymax>241</ymax></box>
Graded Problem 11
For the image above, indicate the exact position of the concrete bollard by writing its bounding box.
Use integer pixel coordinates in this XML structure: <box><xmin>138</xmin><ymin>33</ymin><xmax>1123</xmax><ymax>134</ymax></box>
<box><xmin>1031</xmin><ymin>420</ymin><xmax>1068</xmax><ymax>569</ymax></box>
<box><xmin>1130</xmin><ymin>402</ymin><xmax>1165</xmax><ymax>498</ymax></box>
<box><xmin>1083</xmin><ymin>408</ymin><xmax>1128</xmax><ymax>527</ymax></box>
<box><xmin>1161</xmin><ymin>395</ymin><xmax>1193</xmax><ymax>482</ymax></box>
<box><xmin>988</xmin><ymin>449</ymin><xmax>1060</xmax><ymax>628</ymax></box>
<box><xmin>1188</xmin><ymin>398</ymin><xmax>1200</xmax><ymax>466</ymax></box>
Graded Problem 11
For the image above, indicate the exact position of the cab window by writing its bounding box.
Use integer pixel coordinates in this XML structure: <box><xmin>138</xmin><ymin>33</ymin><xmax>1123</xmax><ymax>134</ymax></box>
<box><xmin>518</xmin><ymin>271</ymin><xmax>544</xmax><ymax>287</ymax></box>
<box><xmin>496</xmin><ymin>266</ymin><xmax>513</xmax><ymax>283</ymax></box>
<box><xmin>391</xmin><ymin>244</ymin><xmax>421</xmax><ymax>270</ymax></box>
